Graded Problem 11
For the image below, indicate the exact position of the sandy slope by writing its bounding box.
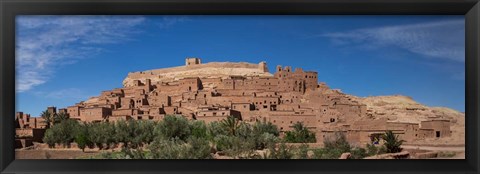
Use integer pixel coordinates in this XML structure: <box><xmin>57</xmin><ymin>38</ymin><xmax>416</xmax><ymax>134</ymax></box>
<box><xmin>351</xmin><ymin>95</ymin><xmax>465</xmax><ymax>145</ymax></box>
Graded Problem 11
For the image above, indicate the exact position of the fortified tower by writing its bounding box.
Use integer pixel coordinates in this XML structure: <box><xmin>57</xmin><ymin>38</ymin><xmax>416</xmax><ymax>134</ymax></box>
<box><xmin>258</xmin><ymin>61</ymin><xmax>268</xmax><ymax>72</ymax></box>
<box><xmin>186</xmin><ymin>58</ymin><xmax>201</xmax><ymax>66</ymax></box>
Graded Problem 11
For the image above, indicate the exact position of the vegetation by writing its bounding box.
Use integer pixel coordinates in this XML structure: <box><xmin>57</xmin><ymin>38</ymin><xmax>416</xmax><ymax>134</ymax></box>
<box><xmin>40</xmin><ymin>109</ymin><xmax>71</xmax><ymax>128</ymax></box>
<box><xmin>40</xmin><ymin>109</ymin><xmax>54</xmax><ymax>129</ymax></box>
<box><xmin>382</xmin><ymin>130</ymin><xmax>405</xmax><ymax>153</ymax></box>
<box><xmin>43</xmin><ymin>115</ymin><xmax>393</xmax><ymax>159</ymax></box>
<box><xmin>283</xmin><ymin>122</ymin><xmax>316</xmax><ymax>143</ymax></box>
<box><xmin>438</xmin><ymin>151</ymin><xmax>457</xmax><ymax>158</ymax></box>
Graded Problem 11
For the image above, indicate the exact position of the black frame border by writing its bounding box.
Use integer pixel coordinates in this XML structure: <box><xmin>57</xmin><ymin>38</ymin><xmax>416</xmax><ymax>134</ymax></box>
<box><xmin>1</xmin><ymin>0</ymin><xmax>479</xmax><ymax>174</ymax></box>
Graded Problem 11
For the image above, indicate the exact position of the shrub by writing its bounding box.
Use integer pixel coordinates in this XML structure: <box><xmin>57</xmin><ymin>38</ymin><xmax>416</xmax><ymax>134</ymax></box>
<box><xmin>42</xmin><ymin>119</ymin><xmax>79</xmax><ymax>147</ymax></box>
<box><xmin>235</xmin><ymin>122</ymin><xmax>253</xmax><ymax>139</ymax></box>
<box><xmin>189</xmin><ymin>120</ymin><xmax>208</xmax><ymax>139</ymax></box>
<box><xmin>294</xmin><ymin>144</ymin><xmax>310</xmax><ymax>159</ymax></box>
<box><xmin>312</xmin><ymin>147</ymin><xmax>344</xmax><ymax>159</ymax></box>
<box><xmin>284</xmin><ymin>122</ymin><xmax>316</xmax><ymax>143</ymax></box>
<box><xmin>255</xmin><ymin>132</ymin><xmax>279</xmax><ymax>150</ymax></box>
<box><xmin>264</xmin><ymin>143</ymin><xmax>294</xmax><ymax>159</ymax></box>
<box><xmin>251</xmin><ymin>121</ymin><xmax>280</xmax><ymax>149</ymax></box>
<box><xmin>349</xmin><ymin>147</ymin><xmax>368</xmax><ymax>159</ymax></box>
<box><xmin>213</xmin><ymin>134</ymin><xmax>256</xmax><ymax>158</ymax></box>
<box><xmin>253</xmin><ymin>121</ymin><xmax>279</xmax><ymax>137</ymax></box>
<box><xmin>154</xmin><ymin>115</ymin><xmax>191</xmax><ymax>141</ymax></box>
<box><xmin>323</xmin><ymin>132</ymin><xmax>351</xmax><ymax>153</ymax></box>
<box><xmin>311</xmin><ymin>132</ymin><xmax>351</xmax><ymax>159</ymax></box>
<box><xmin>382</xmin><ymin>130</ymin><xmax>405</xmax><ymax>153</ymax></box>
<box><xmin>206</xmin><ymin>121</ymin><xmax>229</xmax><ymax>140</ymax></box>
<box><xmin>438</xmin><ymin>151</ymin><xmax>457</xmax><ymax>158</ymax></box>
<box><xmin>42</xmin><ymin>130</ymin><xmax>56</xmax><ymax>148</ymax></box>
<box><xmin>148</xmin><ymin>137</ymin><xmax>212</xmax><ymax>159</ymax></box>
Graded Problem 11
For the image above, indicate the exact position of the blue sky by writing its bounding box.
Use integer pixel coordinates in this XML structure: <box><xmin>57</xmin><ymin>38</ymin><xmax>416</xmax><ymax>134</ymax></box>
<box><xmin>15</xmin><ymin>15</ymin><xmax>465</xmax><ymax>116</ymax></box>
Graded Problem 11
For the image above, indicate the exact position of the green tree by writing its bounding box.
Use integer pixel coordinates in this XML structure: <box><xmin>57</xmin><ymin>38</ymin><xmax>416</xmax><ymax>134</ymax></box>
<box><xmin>253</xmin><ymin>120</ymin><xmax>279</xmax><ymax>136</ymax></box>
<box><xmin>42</xmin><ymin>129</ymin><xmax>56</xmax><ymax>148</ymax></box>
<box><xmin>206</xmin><ymin>121</ymin><xmax>229</xmax><ymax>140</ymax></box>
<box><xmin>132</xmin><ymin>120</ymin><xmax>155</xmax><ymax>147</ymax></box>
<box><xmin>382</xmin><ymin>130</ymin><xmax>405</xmax><ymax>153</ymax></box>
<box><xmin>42</xmin><ymin>119</ymin><xmax>79</xmax><ymax>147</ymax></box>
<box><xmin>189</xmin><ymin>120</ymin><xmax>208</xmax><ymax>139</ymax></box>
<box><xmin>54</xmin><ymin>112</ymin><xmax>70</xmax><ymax>124</ymax></box>
<box><xmin>220</xmin><ymin>116</ymin><xmax>240</xmax><ymax>136</ymax></box>
<box><xmin>74</xmin><ymin>124</ymin><xmax>91</xmax><ymax>152</ymax></box>
<box><xmin>88</xmin><ymin>122</ymin><xmax>115</xmax><ymax>149</ymax></box>
<box><xmin>114</xmin><ymin>120</ymin><xmax>131</xmax><ymax>147</ymax></box>
<box><xmin>154</xmin><ymin>115</ymin><xmax>191</xmax><ymax>141</ymax></box>
<box><xmin>40</xmin><ymin>109</ymin><xmax>54</xmax><ymax>129</ymax></box>
<box><xmin>284</xmin><ymin>122</ymin><xmax>316</xmax><ymax>143</ymax></box>
<box><xmin>252</xmin><ymin>121</ymin><xmax>280</xmax><ymax>149</ymax></box>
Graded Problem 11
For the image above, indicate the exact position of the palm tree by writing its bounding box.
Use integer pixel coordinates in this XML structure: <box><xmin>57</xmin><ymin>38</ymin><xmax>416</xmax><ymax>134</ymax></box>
<box><xmin>40</xmin><ymin>109</ymin><xmax>54</xmax><ymax>129</ymax></box>
<box><xmin>382</xmin><ymin>130</ymin><xmax>406</xmax><ymax>153</ymax></box>
<box><xmin>54</xmin><ymin>112</ymin><xmax>70</xmax><ymax>124</ymax></box>
<box><xmin>221</xmin><ymin>116</ymin><xmax>240</xmax><ymax>136</ymax></box>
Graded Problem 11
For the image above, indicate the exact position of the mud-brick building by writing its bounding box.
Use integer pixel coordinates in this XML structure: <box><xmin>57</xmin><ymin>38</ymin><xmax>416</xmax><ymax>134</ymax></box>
<box><xmin>16</xmin><ymin>57</ymin><xmax>453</xmax><ymax>147</ymax></box>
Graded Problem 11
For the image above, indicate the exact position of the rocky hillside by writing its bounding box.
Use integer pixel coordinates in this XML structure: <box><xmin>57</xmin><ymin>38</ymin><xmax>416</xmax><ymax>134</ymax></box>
<box><xmin>351</xmin><ymin>95</ymin><xmax>465</xmax><ymax>145</ymax></box>
<box><xmin>123</xmin><ymin>62</ymin><xmax>273</xmax><ymax>87</ymax></box>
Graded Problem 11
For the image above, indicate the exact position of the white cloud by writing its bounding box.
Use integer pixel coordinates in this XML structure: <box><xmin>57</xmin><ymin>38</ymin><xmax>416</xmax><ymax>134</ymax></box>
<box><xmin>33</xmin><ymin>88</ymin><xmax>91</xmax><ymax>100</ymax></box>
<box><xmin>156</xmin><ymin>16</ymin><xmax>190</xmax><ymax>29</ymax></box>
<box><xmin>16</xmin><ymin>15</ymin><xmax>146</xmax><ymax>92</ymax></box>
<box><xmin>320</xmin><ymin>19</ymin><xmax>465</xmax><ymax>62</ymax></box>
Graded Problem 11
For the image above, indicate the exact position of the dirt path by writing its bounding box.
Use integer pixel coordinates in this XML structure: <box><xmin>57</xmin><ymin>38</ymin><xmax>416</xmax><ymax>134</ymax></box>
<box><xmin>402</xmin><ymin>145</ymin><xmax>465</xmax><ymax>152</ymax></box>
<box><xmin>402</xmin><ymin>145</ymin><xmax>465</xmax><ymax>159</ymax></box>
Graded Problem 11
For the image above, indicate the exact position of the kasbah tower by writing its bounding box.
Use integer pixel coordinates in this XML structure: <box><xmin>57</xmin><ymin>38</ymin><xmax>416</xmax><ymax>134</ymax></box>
<box><xmin>16</xmin><ymin>57</ymin><xmax>454</xmax><ymax>146</ymax></box>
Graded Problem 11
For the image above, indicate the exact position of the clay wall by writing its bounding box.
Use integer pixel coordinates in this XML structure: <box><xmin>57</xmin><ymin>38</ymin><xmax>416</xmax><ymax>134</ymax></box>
<box><xmin>67</xmin><ymin>106</ymin><xmax>82</xmax><ymax>118</ymax></box>
<box><xmin>163</xmin><ymin>106</ymin><xmax>178</xmax><ymax>115</ymax></box>
<box><xmin>80</xmin><ymin>107</ymin><xmax>112</xmax><ymax>122</ymax></box>
<box><xmin>196</xmin><ymin>109</ymin><xmax>231</xmax><ymax>117</ymax></box>
<box><xmin>268</xmin><ymin>112</ymin><xmax>317</xmax><ymax>132</ymax></box>
<box><xmin>179</xmin><ymin>77</ymin><xmax>201</xmax><ymax>92</ymax></box>
<box><xmin>231</xmin><ymin>103</ymin><xmax>253</xmax><ymax>112</ymax></box>
<box><xmin>148</xmin><ymin>93</ymin><xmax>170</xmax><ymax>107</ymax></box>
<box><xmin>417</xmin><ymin>129</ymin><xmax>434</xmax><ymax>139</ymax></box>
<box><xmin>28</xmin><ymin>117</ymin><xmax>46</xmax><ymax>129</ymax></box>
<box><xmin>420</xmin><ymin>120</ymin><xmax>451</xmax><ymax>138</ymax></box>
<box><xmin>108</xmin><ymin>115</ymin><xmax>133</xmax><ymax>122</ymax></box>
<box><xmin>196</xmin><ymin>116</ymin><xmax>229</xmax><ymax>123</ymax></box>
<box><xmin>386</xmin><ymin>122</ymin><xmax>420</xmax><ymax>141</ymax></box>
<box><xmin>112</xmin><ymin>109</ymin><xmax>134</xmax><ymax>116</ymax></box>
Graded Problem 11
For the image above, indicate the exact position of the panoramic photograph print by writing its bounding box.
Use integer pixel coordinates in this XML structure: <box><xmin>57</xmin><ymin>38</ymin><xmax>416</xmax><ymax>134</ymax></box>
<box><xmin>15</xmin><ymin>15</ymin><xmax>465</xmax><ymax>159</ymax></box>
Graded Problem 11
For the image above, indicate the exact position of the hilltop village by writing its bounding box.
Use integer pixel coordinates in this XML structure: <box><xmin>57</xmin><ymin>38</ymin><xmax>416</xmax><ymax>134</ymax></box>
<box><xmin>15</xmin><ymin>58</ymin><xmax>453</xmax><ymax>148</ymax></box>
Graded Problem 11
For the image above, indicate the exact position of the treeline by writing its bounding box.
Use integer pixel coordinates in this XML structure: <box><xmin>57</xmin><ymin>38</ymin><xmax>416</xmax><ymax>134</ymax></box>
<box><xmin>43</xmin><ymin>115</ymin><xmax>403</xmax><ymax>159</ymax></box>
